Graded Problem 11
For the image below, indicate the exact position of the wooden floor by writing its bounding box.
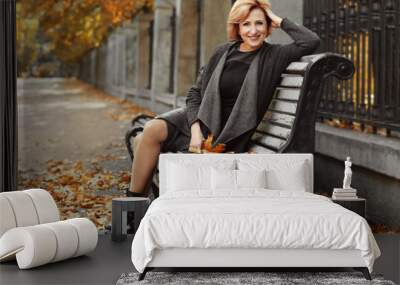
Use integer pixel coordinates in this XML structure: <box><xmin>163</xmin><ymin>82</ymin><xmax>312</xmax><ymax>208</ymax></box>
<box><xmin>0</xmin><ymin>234</ymin><xmax>134</xmax><ymax>285</ymax></box>
<box><xmin>0</xmin><ymin>234</ymin><xmax>398</xmax><ymax>285</ymax></box>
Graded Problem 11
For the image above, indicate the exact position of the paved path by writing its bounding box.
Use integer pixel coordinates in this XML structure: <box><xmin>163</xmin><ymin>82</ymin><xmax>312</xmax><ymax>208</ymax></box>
<box><xmin>17</xmin><ymin>78</ymin><xmax>153</xmax><ymax>230</ymax></box>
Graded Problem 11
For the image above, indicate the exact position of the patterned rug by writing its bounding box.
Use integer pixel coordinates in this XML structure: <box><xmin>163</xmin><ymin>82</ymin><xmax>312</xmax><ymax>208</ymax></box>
<box><xmin>116</xmin><ymin>271</ymin><xmax>395</xmax><ymax>285</ymax></box>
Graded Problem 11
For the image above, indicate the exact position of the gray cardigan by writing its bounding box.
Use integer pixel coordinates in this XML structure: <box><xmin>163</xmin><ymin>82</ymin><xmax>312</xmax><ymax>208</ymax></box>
<box><xmin>156</xmin><ymin>18</ymin><xmax>321</xmax><ymax>153</ymax></box>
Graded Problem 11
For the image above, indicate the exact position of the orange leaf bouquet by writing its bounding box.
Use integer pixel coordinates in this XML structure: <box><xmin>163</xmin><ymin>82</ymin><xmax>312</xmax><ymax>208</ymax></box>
<box><xmin>201</xmin><ymin>134</ymin><xmax>226</xmax><ymax>153</ymax></box>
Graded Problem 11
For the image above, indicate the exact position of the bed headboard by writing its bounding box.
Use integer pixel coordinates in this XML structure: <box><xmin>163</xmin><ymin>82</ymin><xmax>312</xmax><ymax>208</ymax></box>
<box><xmin>158</xmin><ymin>153</ymin><xmax>314</xmax><ymax>196</ymax></box>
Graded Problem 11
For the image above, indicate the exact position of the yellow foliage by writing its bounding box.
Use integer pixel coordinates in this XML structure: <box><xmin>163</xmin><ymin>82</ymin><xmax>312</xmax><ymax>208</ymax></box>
<box><xmin>16</xmin><ymin>3</ymin><xmax>40</xmax><ymax>75</ymax></box>
<box><xmin>16</xmin><ymin>0</ymin><xmax>154</xmax><ymax>65</ymax></box>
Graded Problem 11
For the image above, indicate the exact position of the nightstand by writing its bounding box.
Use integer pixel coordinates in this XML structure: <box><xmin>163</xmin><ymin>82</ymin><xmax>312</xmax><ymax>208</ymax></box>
<box><xmin>331</xmin><ymin>197</ymin><xmax>366</xmax><ymax>218</ymax></box>
<box><xmin>111</xmin><ymin>197</ymin><xmax>150</xmax><ymax>242</ymax></box>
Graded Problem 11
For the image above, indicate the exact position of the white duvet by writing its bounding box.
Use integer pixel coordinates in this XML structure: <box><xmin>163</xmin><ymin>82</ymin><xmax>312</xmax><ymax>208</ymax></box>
<box><xmin>131</xmin><ymin>190</ymin><xmax>380</xmax><ymax>273</ymax></box>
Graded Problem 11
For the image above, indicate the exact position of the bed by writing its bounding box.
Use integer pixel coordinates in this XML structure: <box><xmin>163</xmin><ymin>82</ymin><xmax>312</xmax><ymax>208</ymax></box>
<box><xmin>131</xmin><ymin>153</ymin><xmax>380</xmax><ymax>280</ymax></box>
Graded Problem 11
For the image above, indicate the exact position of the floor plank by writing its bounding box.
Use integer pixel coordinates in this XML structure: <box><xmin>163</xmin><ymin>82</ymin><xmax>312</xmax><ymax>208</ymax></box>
<box><xmin>0</xmin><ymin>234</ymin><xmax>133</xmax><ymax>285</ymax></box>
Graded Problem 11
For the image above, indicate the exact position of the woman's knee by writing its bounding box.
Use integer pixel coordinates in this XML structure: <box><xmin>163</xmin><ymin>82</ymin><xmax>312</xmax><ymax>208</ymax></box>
<box><xmin>142</xmin><ymin>119</ymin><xmax>168</xmax><ymax>143</ymax></box>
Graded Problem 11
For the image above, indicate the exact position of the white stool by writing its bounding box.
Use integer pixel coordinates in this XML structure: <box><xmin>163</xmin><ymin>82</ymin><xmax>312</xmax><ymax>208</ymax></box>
<box><xmin>0</xmin><ymin>189</ymin><xmax>98</xmax><ymax>269</ymax></box>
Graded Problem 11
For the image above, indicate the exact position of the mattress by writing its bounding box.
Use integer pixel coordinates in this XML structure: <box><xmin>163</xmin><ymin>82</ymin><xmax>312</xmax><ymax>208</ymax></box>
<box><xmin>131</xmin><ymin>190</ymin><xmax>380</xmax><ymax>273</ymax></box>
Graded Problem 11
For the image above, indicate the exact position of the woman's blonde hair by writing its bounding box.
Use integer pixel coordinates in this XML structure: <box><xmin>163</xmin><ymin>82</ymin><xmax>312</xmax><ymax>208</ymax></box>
<box><xmin>227</xmin><ymin>0</ymin><xmax>272</xmax><ymax>41</ymax></box>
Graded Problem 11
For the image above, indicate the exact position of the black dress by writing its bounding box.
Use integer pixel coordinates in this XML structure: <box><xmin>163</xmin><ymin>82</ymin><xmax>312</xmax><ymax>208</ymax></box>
<box><xmin>155</xmin><ymin>18</ymin><xmax>321</xmax><ymax>153</ymax></box>
<box><xmin>159</xmin><ymin>44</ymin><xmax>258</xmax><ymax>153</ymax></box>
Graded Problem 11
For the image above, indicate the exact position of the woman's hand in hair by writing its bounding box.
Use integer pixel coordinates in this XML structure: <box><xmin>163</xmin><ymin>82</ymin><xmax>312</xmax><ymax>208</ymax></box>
<box><xmin>189</xmin><ymin>121</ymin><xmax>204</xmax><ymax>153</ymax></box>
<box><xmin>266</xmin><ymin>9</ymin><xmax>283</xmax><ymax>29</ymax></box>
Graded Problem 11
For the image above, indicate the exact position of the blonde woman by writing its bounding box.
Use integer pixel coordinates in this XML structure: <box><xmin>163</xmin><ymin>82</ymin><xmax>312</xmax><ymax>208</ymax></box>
<box><xmin>127</xmin><ymin>0</ymin><xmax>320</xmax><ymax>197</ymax></box>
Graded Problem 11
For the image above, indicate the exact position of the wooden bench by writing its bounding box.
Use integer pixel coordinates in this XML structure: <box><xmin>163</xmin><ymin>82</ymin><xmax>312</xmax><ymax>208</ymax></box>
<box><xmin>125</xmin><ymin>52</ymin><xmax>354</xmax><ymax>197</ymax></box>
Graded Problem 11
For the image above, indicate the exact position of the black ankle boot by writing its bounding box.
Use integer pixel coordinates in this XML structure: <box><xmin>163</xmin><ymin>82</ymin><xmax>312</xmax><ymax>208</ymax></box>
<box><xmin>122</xmin><ymin>187</ymin><xmax>142</xmax><ymax>234</ymax></box>
<box><xmin>126</xmin><ymin>188</ymin><xmax>146</xmax><ymax>197</ymax></box>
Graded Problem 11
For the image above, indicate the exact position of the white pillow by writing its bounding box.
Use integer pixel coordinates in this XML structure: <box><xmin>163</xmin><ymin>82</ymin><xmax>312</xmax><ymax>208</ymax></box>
<box><xmin>167</xmin><ymin>159</ymin><xmax>235</xmax><ymax>192</ymax></box>
<box><xmin>237</xmin><ymin>159</ymin><xmax>309</xmax><ymax>192</ymax></box>
<box><xmin>211</xmin><ymin>168</ymin><xmax>267</xmax><ymax>190</ymax></box>
<box><xmin>265</xmin><ymin>163</ymin><xmax>307</xmax><ymax>191</ymax></box>
<box><xmin>237</xmin><ymin>169</ymin><xmax>267</xmax><ymax>189</ymax></box>
<box><xmin>211</xmin><ymin>168</ymin><xmax>236</xmax><ymax>190</ymax></box>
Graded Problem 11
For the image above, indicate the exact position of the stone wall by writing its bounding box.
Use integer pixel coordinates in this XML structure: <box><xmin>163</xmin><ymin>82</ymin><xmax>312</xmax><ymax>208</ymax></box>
<box><xmin>175</xmin><ymin>0</ymin><xmax>199</xmax><ymax>99</ymax></box>
<box><xmin>267</xmin><ymin>0</ymin><xmax>304</xmax><ymax>44</ymax></box>
<box><xmin>200</xmin><ymin>0</ymin><xmax>231</xmax><ymax>66</ymax></box>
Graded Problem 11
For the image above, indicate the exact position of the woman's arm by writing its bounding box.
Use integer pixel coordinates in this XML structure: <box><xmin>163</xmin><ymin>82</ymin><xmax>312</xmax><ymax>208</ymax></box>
<box><xmin>280</xmin><ymin>18</ymin><xmax>321</xmax><ymax>61</ymax></box>
<box><xmin>267</xmin><ymin>9</ymin><xmax>321</xmax><ymax>62</ymax></box>
<box><xmin>185</xmin><ymin>66</ymin><xmax>206</xmax><ymax>152</ymax></box>
<box><xmin>185</xmin><ymin>66</ymin><xmax>205</xmax><ymax>127</ymax></box>
<box><xmin>189</xmin><ymin>120</ymin><xmax>203</xmax><ymax>153</ymax></box>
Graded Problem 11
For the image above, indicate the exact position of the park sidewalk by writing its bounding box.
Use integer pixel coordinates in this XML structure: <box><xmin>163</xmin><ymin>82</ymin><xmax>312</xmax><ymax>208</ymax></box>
<box><xmin>17</xmin><ymin>78</ymin><xmax>154</xmax><ymax>231</ymax></box>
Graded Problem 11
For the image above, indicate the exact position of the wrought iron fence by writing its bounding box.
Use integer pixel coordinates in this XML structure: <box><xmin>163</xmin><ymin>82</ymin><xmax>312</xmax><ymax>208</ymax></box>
<box><xmin>304</xmin><ymin>0</ymin><xmax>400</xmax><ymax>133</ymax></box>
<box><xmin>169</xmin><ymin>8</ymin><xmax>176</xmax><ymax>94</ymax></box>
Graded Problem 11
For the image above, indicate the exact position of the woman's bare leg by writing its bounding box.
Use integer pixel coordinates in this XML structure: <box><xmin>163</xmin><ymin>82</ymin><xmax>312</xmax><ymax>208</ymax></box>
<box><xmin>129</xmin><ymin>119</ymin><xmax>168</xmax><ymax>195</ymax></box>
<box><xmin>131</xmin><ymin>133</ymin><xmax>153</xmax><ymax>194</ymax></box>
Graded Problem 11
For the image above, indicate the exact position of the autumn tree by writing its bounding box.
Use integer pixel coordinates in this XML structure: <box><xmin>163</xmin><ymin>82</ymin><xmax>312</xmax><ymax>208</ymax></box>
<box><xmin>17</xmin><ymin>0</ymin><xmax>153</xmax><ymax>73</ymax></box>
